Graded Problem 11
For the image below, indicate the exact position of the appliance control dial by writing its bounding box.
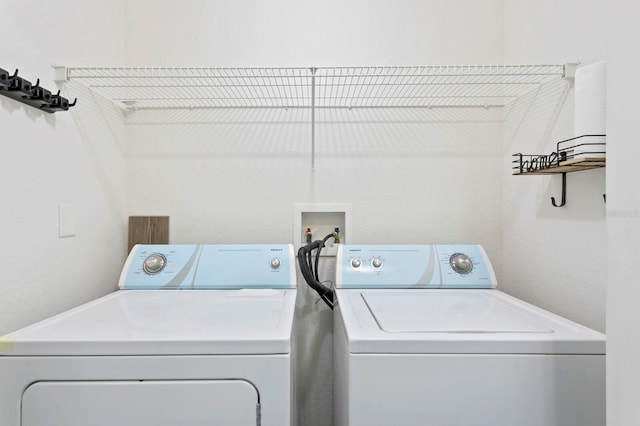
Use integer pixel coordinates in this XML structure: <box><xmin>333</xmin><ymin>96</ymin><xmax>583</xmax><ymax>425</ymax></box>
<box><xmin>351</xmin><ymin>258</ymin><xmax>362</xmax><ymax>269</ymax></box>
<box><xmin>143</xmin><ymin>253</ymin><xmax>167</xmax><ymax>275</ymax></box>
<box><xmin>270</xmin><ymin>257</ymin><xmax>281</xmax><ymax>269</ymax></box>
<box><xmin>371</xmin><ymin>257</ymin><xmax>384</xmax><ymax>269</ymax></box>
<box><xmin>449</xmin><ymin>253</ymin><xmax>473</xmax><ymax>274</ymax></box>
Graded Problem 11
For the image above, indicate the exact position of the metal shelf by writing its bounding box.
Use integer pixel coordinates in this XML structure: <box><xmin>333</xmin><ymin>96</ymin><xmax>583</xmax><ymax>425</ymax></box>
<box><xmin>512</xmin><ymin>135</ymin><xmax>606</xmax><ymax>176</ymax></box>
<box><xmin>63</xmin><ymin>67</ymin><xmax>313</xmax><ymax>110</ymax></box>
<box><xmin>314</xmin><ymin>65</ymin><xmax>565</xmax><ymax>109</ymax></box>
<box><xmin>62</xmin><ymin>64</ymin><xmax>566</xmax><ymax>111</ymax></box>
<box><xmin>512</xmin><ymin>157</ymin><xmax>605</xmax><ymax>175</ymax></box>
<box><xmin>60</xmin><ymin>64</ymin><xmax>568</xmax><ymax>169</ymax></box>
<box><xmin>512</xmin><ymin>135</ymin><xmax>606</xmax><ymax>207</ymax></box>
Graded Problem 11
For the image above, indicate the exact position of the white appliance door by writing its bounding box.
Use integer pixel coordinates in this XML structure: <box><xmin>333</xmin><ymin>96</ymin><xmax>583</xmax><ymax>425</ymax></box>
<box><xmin>22</xmin><ymin>380</ymin><xmax>259</xmax><ymax>426</ymax></box>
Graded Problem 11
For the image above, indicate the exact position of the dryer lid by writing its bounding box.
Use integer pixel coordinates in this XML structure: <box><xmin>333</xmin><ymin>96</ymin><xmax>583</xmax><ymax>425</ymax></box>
<box><xmin>0</xmin><ymin>289</ymin><xmax>296</xmax><ymax>356</ymax></box>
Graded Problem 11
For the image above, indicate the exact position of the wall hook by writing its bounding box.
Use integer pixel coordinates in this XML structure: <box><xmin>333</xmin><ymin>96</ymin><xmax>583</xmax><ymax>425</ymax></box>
<box><xmin>1</xmin><ymin>66</ymin><xmax>76</xmax><ymax>113</ymax></box>
<box><xmin>29</xmin><ymin>79</ymin><xmax>52</xmax><ymax>104</ymax></box>
<box><xmin>0</xmin><ymin>69</ymin><xmax>10</xmax><ymax>87</ymax></box>
<box><xmin>551</xmin><ymin>172</ymin><xmax>567</xmax><ymax>207</ymax></box>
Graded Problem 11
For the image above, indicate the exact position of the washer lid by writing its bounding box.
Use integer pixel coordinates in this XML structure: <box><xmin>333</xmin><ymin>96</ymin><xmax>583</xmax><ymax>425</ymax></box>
<box><xmin>0</xmin><ymin>290</ymin><xmax>296</xmax><ymax>356</ymax></box>
<box><xmin>336</xmin><ymin>289</ymin><xmax>605</xmax><ymax>354</ymax></box>
<box><xmin>364</xmin><ymin>292</ymin><xmax>552</xmax><ymax>333</ymax></box>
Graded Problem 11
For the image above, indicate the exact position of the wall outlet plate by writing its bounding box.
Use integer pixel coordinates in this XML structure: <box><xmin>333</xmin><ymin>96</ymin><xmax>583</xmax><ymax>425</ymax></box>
<box><xmin>58</xmin><ymin>204</ymin><xmax>76</xmax><ymax>238</ymax></box>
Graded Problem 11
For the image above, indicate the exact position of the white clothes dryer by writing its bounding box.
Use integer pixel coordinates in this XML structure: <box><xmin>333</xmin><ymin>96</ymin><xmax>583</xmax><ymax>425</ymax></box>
<box><xmin>0</xmin><ymin>244</ymin><xmax>297</xmax><ymax>426</ymax></box>
<box><xmin>333</xmin><ymin>244</ymin><xmax>605</xmax><ymax>426</ymax></box>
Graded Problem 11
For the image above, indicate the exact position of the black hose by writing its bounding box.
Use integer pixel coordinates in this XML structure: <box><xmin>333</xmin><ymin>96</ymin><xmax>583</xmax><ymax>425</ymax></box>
<box><xmin>314</xmin><ymin>233</ymin><xmax>335</xmax><ymax>283</ymax></box>
<box><xmin>297</xmin><ymin>234</ymin><xmax>336</xmax><ymax>309</ymax></box>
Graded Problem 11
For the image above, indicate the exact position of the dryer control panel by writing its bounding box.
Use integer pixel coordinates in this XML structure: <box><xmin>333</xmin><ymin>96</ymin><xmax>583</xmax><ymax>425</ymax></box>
<box><xmin>119</xmin><ymin>244</ymin><xmax>296</xmax><ymax>289</ymax></box>
<box><xmin>336</xmin><ymin>245</ymin><xmax>497</xmax><ymax>289</ymax></box>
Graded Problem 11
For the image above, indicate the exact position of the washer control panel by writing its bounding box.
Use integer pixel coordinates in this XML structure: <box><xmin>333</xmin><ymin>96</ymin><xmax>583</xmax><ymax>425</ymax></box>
<box><xmin>119</xmin><ymin>244</ymin><xmax>295</xmax><ymax>290</ymax></box>
<box><xmin>337</xmin><ymin>244</ymin><xmax>497</xmax><ymax>289</ymax></box>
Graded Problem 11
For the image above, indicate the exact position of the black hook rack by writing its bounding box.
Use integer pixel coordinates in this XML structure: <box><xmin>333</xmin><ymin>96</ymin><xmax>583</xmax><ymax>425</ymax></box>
<box><xmin>0</xmin><ymin>67</ymin><xmax>76</xmax><ymax>113</ymax></box>
<box><xmin>551</xmin><ymin>173</ymin><xmax>567</xmax><ymax>207</ymax></box>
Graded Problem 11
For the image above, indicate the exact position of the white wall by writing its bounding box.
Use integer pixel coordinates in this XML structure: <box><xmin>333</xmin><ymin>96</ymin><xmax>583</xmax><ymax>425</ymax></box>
<box><xmin>124</xmin><ymin>0</ymin><xmax>503</xmax><ymax>67</ymax></box>
<box><xmin>606</xmin><ymin>3</ymin><xmax>640</xmax><ymax>424</ymax></box>
<box><xmin>123</xmin><ymin>2</ymin><xmax>503</xmax><ymax>425</ymax></box>
<box><xmin>505</xmin><ymin>1</ymin><xmax>640</xmax><ymax>424</ymax></box>
<box><xmin>502</xmin><ymin>0</ymin><xmax>607</xmax><ymax>332</ymax></box>
<box><xmin>0</xmin><ymin>1</ymin><xmax>127</xmax><ymax>334</ymax></box>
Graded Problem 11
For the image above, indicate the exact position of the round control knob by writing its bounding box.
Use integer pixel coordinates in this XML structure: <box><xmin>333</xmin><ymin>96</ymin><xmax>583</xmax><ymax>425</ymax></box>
<box><xmin>351</xmin><ymin>258</ymin><xmax>362</xmax><ymax>269</ymax></box>
<box><xmin>449</xmin><ymin>253</ymin><xmax>473</xmax><ymax>274</ymax></box>
<box><xmin>143</xmin><ymin>253</ymin><xmax>167</xmax><ymax>275</ymax></box>
<box><xmin>371</xmin><ymin>258</ymin><xmax>383</xmax><ymax>269</ymax></box>
<box><xmin>270</xmin><ymin>257</ymin><xmax>281</xmax><ymax>269</ymax></box>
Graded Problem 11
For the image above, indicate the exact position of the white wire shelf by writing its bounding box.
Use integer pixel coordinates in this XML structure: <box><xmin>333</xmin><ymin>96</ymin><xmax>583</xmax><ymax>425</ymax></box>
<box><xmin>65</xmin><ymin>67</ymin><xmax>312</xmax><ymax>110</ymax></box>
<box><xmin>64</xmin><ymin>64</ymin><xmax>567</xmax><ymax>110</ymax></box>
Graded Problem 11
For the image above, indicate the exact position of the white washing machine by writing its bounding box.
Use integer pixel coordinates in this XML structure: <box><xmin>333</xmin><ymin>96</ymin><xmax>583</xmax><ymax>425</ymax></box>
<box><xmin>333</xmin><ymin>244</ymin><xmax>605</xmax><ymax>426</ymax></box>
<box><xmin>0</xmin><ymin>244</ymin><xmax>297</xmax><ymax>426</ymax></box>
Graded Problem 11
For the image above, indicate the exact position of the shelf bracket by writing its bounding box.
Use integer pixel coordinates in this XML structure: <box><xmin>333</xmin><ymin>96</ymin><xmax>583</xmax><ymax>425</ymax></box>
<box><xmin>562</xmin><ymin>61</ymin><xmax>579</xmax><ymax>80</ymax></box>
<box><xmin>52</xmin><ymin>65</ymin><xmax>69</xmax><ymax>83</ymax></box>
<box><xmin>551</xmin><ymin>172</ymin><xmax>567</xmax><ymax>207</ymax></box>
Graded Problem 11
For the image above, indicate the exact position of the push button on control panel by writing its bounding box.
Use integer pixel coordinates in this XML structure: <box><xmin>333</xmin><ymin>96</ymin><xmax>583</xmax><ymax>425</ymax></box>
<box><xmin>143</xmin><ymin>253</ymin><xmax>167</xmax><ymax>275</ymax></box>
